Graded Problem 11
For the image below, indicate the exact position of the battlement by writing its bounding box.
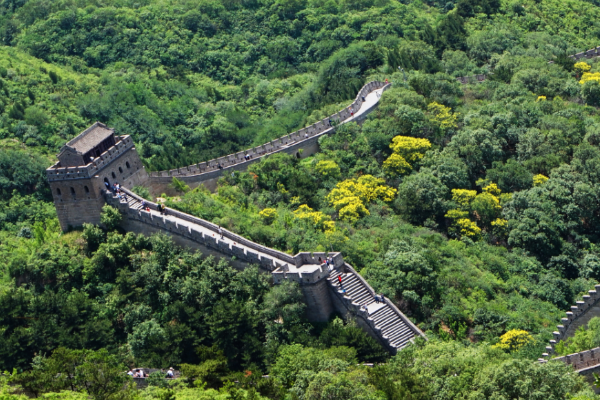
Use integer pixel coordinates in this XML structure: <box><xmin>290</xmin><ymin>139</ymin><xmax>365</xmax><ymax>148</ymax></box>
<box><xmin>540</xmin><ymin>285</ymin><xmax>600</xmax><ymax>363</ymax></box>
<box><xmin>47</xmin><ymin>135</ymin><xmax>136</xmax><ymax>181</ymax></box>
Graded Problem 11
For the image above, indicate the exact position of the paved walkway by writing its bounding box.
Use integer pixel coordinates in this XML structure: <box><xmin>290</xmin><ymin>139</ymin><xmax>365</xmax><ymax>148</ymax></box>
<box><xmin>126</xmin><ymin>195</ymin><xmax>294</xmax><ymax>270</ymax></box>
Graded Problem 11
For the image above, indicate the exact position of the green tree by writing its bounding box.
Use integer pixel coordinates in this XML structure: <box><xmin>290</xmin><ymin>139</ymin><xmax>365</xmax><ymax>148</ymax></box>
<box><xmin>100</xmin><ymin>205</ymin><xmax>122</xmax><ymax>231</ymax></box>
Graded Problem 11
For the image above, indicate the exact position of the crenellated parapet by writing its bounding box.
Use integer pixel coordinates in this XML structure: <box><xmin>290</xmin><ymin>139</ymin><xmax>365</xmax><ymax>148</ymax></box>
<box><xmin>46</xmin><ymin>135</ymin><xmax>136</xmax><ymax>182</ymax></box>
<box><xmin>540</xmin><ymin>285</ymin><xmax>600</xmax><ymax>361</ymax></box>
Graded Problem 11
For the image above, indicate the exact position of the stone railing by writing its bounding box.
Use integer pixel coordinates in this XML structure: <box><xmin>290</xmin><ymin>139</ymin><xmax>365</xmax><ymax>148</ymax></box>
<box><xmin>455</xmin><ymin>74</ymin><xmax>488</xmax><ymax>84</ymax></box>
<box><xmin>148</xmin><ymin>81</ymin><xmax>389</xmax><ymax>180</ymax></box>
<box><xmin>570</xmin><ymin>46</ymin><xmax>600</xmax><ymax>61</ymax></box>
<box><xmin>548</xmin><ymin>347</ymin><xmax>600</xmax><ymax>371</ymax></box>
<box><xmin>540</xmin><ymin>284</ymin><xmax>600</xmax><ymax>369</ymax></box>
<box><xmin>117</xmin><ymin>187</ymin><xmax>296</xmax><ymax>268</ymax></box>
<box><xmin>46</xmin><ymin>135</ymin><xmax>135</xmax><ymax>182</ymax></box>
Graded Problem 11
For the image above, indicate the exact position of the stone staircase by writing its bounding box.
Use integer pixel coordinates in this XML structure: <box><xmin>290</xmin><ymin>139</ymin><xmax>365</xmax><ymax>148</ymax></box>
<box><xmin>328</xmin><ymin>268</ymin><xmax>419</xmax><ymax>351</ymax></box>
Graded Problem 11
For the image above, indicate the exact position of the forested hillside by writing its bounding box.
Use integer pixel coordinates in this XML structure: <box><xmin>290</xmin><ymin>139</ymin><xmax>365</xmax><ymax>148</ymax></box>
<box><xmin>3</xmin><ymin>0</ymin><xmax>600</xmax><ymax>398</ymax></box>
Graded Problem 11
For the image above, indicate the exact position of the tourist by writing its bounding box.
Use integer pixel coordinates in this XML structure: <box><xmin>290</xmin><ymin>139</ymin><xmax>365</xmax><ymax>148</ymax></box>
<box><xmin>318</xmin><ymin>257</ymin><xmax>322</xmax><ymax>264</ymax></box>
<box><xmin>157</xmin><ymin>203</ymin><xmax>162</xmax><ymax>214</ymax></box>
<box><xmin>218</xmin><ymin>226</ymin><xmax>224</xmax><ymax>239</ymax></box>
<box><xmin>338</xmin><ymin>275</ymin><xmax>342</xmax><ymax>288</ymax></box>
<box><xmin>374</xmin><ymin>294</ymin><xmax>379</xmax><ymax>304</ymax></box>
<box><xmin>166</xmin><ymin>368</ymin><xmax>174</xmax><ymax>378</ymax></box>
<box><xmin>362</xmin><ymin>96</ymin><xmax>366</xmax><ymax>102</ymax></box>
<box><xmin>141</xmin><ymin>200</ymin><xmax>146</xmax><ymax>209</ymax></box>
<box><xmin>328</xmin><ymin>119</ymin><xmax>332</xmax><ymax>126</ymax></box>
<box><xmin>380</xmin><ymin>294</ymin><xmax>385</xmax><ymax>303</ymax></box>
<box><xmin>104</xmin><ymin>181</ymin><xmax>110</xmax><ymax>191</ymax></box>
<box><xmin>305</xmin><ymin>133</ymin><xmax>308</xmax><ymax>139</ymax></box>
<box><xmin>127</xmin><ymin>370</ymin><xmax>134</xmax><ymax>376</ymax></box>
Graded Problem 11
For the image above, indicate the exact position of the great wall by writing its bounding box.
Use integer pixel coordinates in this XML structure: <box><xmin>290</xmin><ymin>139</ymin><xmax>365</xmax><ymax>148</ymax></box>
<box><xmin>46</xmin><ymin>62</ymin><xmax>600</xmax><ymax>376</ymax></box>
<box><xmin>45</xmin><ymin>80</ymin><xmax>426</xmax><ymax>354</ymax></box>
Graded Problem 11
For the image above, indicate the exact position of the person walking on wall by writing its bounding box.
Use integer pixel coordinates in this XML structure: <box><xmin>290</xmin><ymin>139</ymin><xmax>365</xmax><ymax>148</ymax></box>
<box><xmin>218</xmin><ymin>226</ymin><xmax>224</xmax><ymax>239</ymax></box>
<box><xmin>338</xmin><ymin>275</ymin><xmax>342</xmax><ymax>288</ymax></box>
<box><xmin>374</xmin><ymin>294</ymin><xmax>379</xmax><ymax>304</ymax></box>
<box><xmin>166</xmin><ymin>368</ymin><xmax>174</xmax><ymax>379</ymax></box>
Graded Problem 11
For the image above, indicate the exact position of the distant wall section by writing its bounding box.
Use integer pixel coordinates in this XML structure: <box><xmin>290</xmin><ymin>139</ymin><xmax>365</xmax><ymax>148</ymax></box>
<box><xmin>146</xmin><ymin>81</ymin><xmax>390</xmax><ymax>195</ymax></box>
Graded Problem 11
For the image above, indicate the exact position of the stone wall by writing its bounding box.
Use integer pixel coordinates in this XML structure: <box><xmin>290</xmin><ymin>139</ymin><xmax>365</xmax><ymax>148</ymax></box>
<box><xmin>145</xmin><ymin>81</ymin><xmax>390</xmax><ymax>195</ymax></box>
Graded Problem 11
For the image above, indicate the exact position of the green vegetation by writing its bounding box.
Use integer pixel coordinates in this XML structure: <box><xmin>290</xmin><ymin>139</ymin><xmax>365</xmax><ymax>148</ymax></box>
<box><xmin>3</xmin><ymin>0</ymin><xmax>600</xmax><ymax>397</ymax></box>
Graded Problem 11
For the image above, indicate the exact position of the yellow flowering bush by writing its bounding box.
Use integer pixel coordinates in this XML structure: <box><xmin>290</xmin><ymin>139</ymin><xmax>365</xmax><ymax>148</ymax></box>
<box><xmin>293</xmin><ymin>204</ymin><xmax>335</xmax><ymax>232</ymax></box>
<box><xmin>445</xmin><ymin>209</ymin><xmax>481</xmax><ymax>239</ymax></box>
<box><xmin>445</xmin><ymin>209</ymin><xmax>469</xmax><ymax>220</ymax></box>
<box><xmin>491</xmin><ymin>218</ymin><xmax>509</xmax><ymax>236</ymax></box>
<box><xmin>389</xmin><ymin>136</ymin><xmax>432</xmax><ymax>163</ymax></box>
<box><xmin>575</xmin><ymin>61</ymin><xmax>592</xmax><ymax>75</ymax></box>
<box><xmin>533</xmin><ymin>174</ymin><xmax>549</xmax><ymax>186</ymax></box>
<box><xmin>483</xmin><ymin>183</ymin><xmax>501</xmax><ymax>196</ymax></box>
<box><xmin>580</xmin><ymin>72</ymin><xmax>600</xmax><ymax>84</ymax></box>
<box><xmin>315</xmin><ymin>160</ymin><xmax>341</xmax><ymax>178</ymax></box>
<box><xmin>451</xmin><ymin>189</ymin><xmax>477</xmax><ymax>208</ymax></box>
<box><xmin>493</xmin><ymin>329</ymin><xmax>533</xmax><ymax>352</ymax></box>
<box><xmin>383</xmin><ymin>135</ymin><xmax>431</xmax><ymax>176</ymax></box>
<box><xmin>456</xmin><ymin>218</ymin><xmax>481</xmax><ymax>239</ymax></box>
<box><xmin>536</xmin><ymin>95</ymin><xmax>546</xmax><ymax>102</ymax></box>
<box><xmin>383</xmin><ymin>153</ymin><xmax>412</xmax><ymax>175</ymax></box>
<box><xmin>327</xmin><ymin>175</ymin><xmax>396</xmax><ymax>222</ymax></box>
<box><xmin>427</xmin><ymin>101</ymin><xmax>458</xmax><ymax>130</ymax></box>
<box><xmin>259</xmin><ymin>207</ymin><xmax>278</xmax><ymax>224</ymax></box>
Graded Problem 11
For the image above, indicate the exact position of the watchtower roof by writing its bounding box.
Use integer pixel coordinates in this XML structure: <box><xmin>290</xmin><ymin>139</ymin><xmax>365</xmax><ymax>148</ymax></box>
<box><xmin>64</xmin><ymin>122</ymin><xmax>114</xmax><ymax>154</ymax></box>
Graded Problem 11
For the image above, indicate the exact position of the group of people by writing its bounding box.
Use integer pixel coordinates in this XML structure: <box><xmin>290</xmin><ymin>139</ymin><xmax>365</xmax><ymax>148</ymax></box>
<box><xmin>318</xmin><ymin>256</ymin><xmax>335</xmax><ymax>271</ymax></box>
<box><xmin>126</xmin><ymin>367</ymin><xmax>175</xmax><ymax>379</ymax></box>
<box><xmin>127</xmin><ymin>369</ymin><xmax>147</xmax><ymax>378</ymax></box>
<box><xmin>104</xmin><ymin>181</ymin><xmax>129</xmax><ymax>202</ymax></box>
<box><xmin>140</xmin><ymin>200</ymin><xmax>167</xmax><ymax>215</ymax></box>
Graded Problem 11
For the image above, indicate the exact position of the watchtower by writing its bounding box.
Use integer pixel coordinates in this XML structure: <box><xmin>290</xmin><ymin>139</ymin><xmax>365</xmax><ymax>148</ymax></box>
<box><xmin>47</xmin><ymin>122</ymin><xmax>148</xmax><ymax>231</ymax></box>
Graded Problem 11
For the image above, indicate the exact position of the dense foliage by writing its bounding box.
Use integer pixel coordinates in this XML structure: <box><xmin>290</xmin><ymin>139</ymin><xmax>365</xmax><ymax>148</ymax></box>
<box><xmin>3</xmin><ymin>0</ymin><xmax>600</xmax><ymax>397</ymax></box>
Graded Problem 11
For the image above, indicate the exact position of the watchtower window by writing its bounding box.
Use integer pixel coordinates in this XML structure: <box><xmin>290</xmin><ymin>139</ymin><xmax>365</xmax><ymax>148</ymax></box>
<box><xmin>70</xmin><ymin>187</ymin><xmax>76</xmax><ymax>198</ymax></box>
<box><xmin>56</xmin><ymin>188</ymin><xmax>61</xmax><ymax>196</ymax></box>
<box><xmin>84</xmin><ymin>186</ymin><xmax>89</xmax><ymax>194</ymax></box>
<box><xmin>111</xmin><ymin>172</ymin><xmax>116</xmax><ymax>179</ymax></box>
<box><xmin>119</xmin><ymin>167</ymin><xmax>123</xmax><ymax>173</ymax></box>
<box><xmin>126</xmin><ymin>161</ymin><xmax>130</xmax><ymax>169</ymax></box>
